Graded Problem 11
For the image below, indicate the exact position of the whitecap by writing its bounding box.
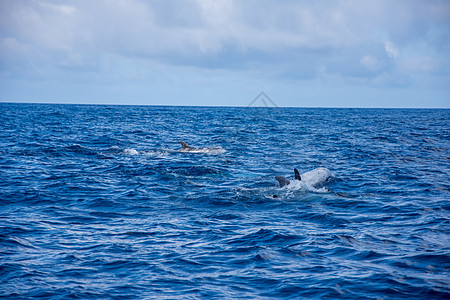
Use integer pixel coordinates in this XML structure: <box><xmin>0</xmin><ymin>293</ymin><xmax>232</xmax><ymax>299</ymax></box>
<box><xmin>124</xmin><ymin>148</ymin><xmax>139</xmax><ymax>155</ymax></box>
<box><xmin>204</xmin><ymin>148</ymin><xmax>226</xmax><ymax>155</ymax></box>
<box><xmin>281</xmin><ymin>180</ymin><xmax>331</xmax><ymax>194</ymax></box>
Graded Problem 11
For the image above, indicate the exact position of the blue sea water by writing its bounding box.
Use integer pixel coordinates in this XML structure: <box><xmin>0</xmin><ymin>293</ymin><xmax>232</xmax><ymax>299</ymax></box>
<box><xmin>0</xmin><ymin>103</ymin><xmax>449</xmax><ymax>299</ymax></box>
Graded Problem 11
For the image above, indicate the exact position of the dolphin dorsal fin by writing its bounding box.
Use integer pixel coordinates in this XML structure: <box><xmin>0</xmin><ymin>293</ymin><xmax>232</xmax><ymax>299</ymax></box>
<box><xmin>275</xmin><ymin>175</ymin><xmax>290</xmax><ymax>188</ymax></box>
<box><xmin>179</xmin><ymin>141</ymin><xmax>190</xmax><ymax>149</ymax></box>
<box><xmin>294</xmin><ymin>168</ymin><xmax>301</xmax><ymax>181</ymax></box>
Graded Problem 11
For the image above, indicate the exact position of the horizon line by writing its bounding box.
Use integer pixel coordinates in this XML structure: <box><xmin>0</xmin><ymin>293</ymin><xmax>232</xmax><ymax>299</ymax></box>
<box><xmin>1</xmin><ymin>101</ymin><xmax>449</xmax><ymax>110</ymax></box>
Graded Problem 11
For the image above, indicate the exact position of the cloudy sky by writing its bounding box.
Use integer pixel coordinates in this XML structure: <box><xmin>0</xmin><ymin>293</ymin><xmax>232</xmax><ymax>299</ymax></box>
<box><xmin>1</xmin><ymin>0</ymin><xmax>449</xmax><ymax>107</ymax></box>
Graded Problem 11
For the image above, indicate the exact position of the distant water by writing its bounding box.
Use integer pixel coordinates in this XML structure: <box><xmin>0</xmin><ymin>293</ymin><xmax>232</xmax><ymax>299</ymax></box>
<box><xmin>1</xmin><ymin>103</ymin><xmax>449</xmax><ymax>299</ymax></box>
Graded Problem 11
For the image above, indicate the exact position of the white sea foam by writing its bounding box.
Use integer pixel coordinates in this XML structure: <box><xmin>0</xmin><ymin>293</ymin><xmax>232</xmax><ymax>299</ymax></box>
<box><xmin>141</xmin><ymin>150</ymin><xmax>172</xmax><ymax>158</ymax></box>
<box><xmin>179</xmin><ymin>147</ymin><xmax>226</xmax><ymax>155</ymax></box>
<box><xmin>204</xmin><ymin>148</ymin><xmax>226</xmax><ymax>155</ymax></box>
<box><xmin>284</xmin><ymin>180</ymin><xmax>330</xmax><ymax>193</ymax></box>
<box><xmin>124</xmin><ymin>148</ymin><xmax>139</xmax><ymax>155</ymax></box>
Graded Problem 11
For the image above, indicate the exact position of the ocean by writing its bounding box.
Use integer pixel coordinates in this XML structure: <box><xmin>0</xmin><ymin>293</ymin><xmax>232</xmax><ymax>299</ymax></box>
<box><xmin>1</xmin><ymin>103</ymin><xmax>449</xmax><ymax>299</ymax></box>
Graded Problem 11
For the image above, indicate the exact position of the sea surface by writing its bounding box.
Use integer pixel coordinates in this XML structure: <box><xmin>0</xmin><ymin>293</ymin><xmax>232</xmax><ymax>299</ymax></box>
<box><xmin>1</xmin><ymin>103</ymin><xmax>449</xmax><ymax>299</ymax></box>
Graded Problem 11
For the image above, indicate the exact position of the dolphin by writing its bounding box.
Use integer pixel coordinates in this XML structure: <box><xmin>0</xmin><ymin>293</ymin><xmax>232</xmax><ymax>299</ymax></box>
<box><xmin>177</xmin><ymin>141</ymin><xmax>225</xmax><ymax>154</ymax></box>
<box><xmin>276</xmin><ymin>167</ymin><xmax>332</xmax><ymax>188</ymax></box>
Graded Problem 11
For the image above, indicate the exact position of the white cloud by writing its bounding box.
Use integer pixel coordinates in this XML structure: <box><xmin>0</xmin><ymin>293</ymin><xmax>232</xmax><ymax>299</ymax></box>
<box><xmin>0</xmin><ymin>0</ymin><xmax>449</xmax><ymax>106</ymax></box>
<box><xmin>401</xmin><ymin>56</ymin><xmax>440</xmax><ymax>73</ymax></box>
<box><xmin>2</xmin><ymin>1</ymin><xmax>443</xmax><ymax>63</ymax></box>
<box><xmin>384</xmin><ymin>41</ymin><xmax>399</xmax><ymax>59</ymax></box>
<box><xmin>360</xmin><ymin>55</ymin><xmax>380</xmax><ymax>71</ymax></box>
<box><xmin>38</xmin><ymin>2</ymin><xmax>76</xmax><ymax>15</ymax></box>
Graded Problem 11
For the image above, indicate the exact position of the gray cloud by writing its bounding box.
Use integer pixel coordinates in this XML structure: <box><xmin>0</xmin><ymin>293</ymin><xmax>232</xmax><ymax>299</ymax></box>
<box><xmin>1</xmin><ymin>0</ymin><xmax>449</xmax><ymax>99</ymax></box>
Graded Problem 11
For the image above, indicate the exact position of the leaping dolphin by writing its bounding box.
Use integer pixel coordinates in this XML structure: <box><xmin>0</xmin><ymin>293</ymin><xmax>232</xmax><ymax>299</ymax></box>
<box><xmin>276</xmin><ymin>167</ymin><xmax>332</xmax><ymax>188</ymax></box>
<box><xmin>177</xmin><ymin>141</ymin><xmax>225</xmax><ymax>154</ymax></box>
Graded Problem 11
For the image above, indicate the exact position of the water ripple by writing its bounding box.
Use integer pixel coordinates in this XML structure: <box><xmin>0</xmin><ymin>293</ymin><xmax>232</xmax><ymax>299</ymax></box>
<box><xmin>0</xmin><ymin>104</ymin><xmax>449</xmax><ymax>299</ymax></box>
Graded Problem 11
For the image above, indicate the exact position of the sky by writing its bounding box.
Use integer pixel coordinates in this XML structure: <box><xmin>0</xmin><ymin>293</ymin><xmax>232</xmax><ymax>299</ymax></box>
<box><xmin>1</xmin><ymin>0</ymin><xmax>449</xmax><ymax>108</ymax></box>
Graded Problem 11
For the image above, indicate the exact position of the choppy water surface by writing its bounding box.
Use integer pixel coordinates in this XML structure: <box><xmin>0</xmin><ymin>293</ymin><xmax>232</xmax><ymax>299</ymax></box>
<box><xmin>1</xmin><ymin>103</ymin><xmax>449</xmax><ymax>299</ymax></box>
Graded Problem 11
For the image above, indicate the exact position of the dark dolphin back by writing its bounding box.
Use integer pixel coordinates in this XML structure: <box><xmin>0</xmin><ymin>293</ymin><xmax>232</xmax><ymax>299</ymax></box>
<box><xmin>275</xmin><ymin>175</ymin><xmax>290</xmax><ymax>187</ymax></box>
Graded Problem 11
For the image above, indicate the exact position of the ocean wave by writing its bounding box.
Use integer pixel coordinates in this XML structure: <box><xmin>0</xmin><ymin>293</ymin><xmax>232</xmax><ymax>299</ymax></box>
<box><xmin>1</xmin><ymin>104</ymin><xmax>449</xmax><ymax>299</ymax></box>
